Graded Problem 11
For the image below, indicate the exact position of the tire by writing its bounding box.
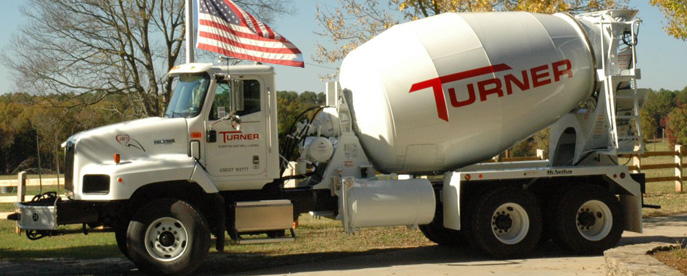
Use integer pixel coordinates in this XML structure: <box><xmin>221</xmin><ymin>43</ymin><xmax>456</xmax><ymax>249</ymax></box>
<box><xmin>552</xmin><ymin>185</ymin><xmax>623</xmax><ymax>255</ymax></box>
<box><xmin>114</xmin><ymin>226</ymin><xmax>130</xmax><ymax>259</ymax></box>
<box><xmin>127</xmin><ymin>199</ymin><xmax>210</xmax><ymax>276</ymax></box>
<box><xmin>470</xmin><ymin>187</ymin><xmax>542</xmax><ymax>258</ymax></box>
<box><xmin>419</xmin><ymin>203</ymin><xmax>467</xmax><ymax>246</ymax></box>
<box><xmin>419</xmin><ymin>224</ymin><xmax>466</xmax><ymax>246</ymax></box>
<box><xmin>540</xmin><ymin>186</ymin><xmax>571</xmax><ymax>244</ymax></box>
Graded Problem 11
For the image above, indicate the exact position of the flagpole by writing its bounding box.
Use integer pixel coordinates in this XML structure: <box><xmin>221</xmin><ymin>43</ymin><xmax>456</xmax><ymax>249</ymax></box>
<box><xmin>185</xmin><ymin>0</ymin><xmax>195</xmax><ymax>63</ymax></box>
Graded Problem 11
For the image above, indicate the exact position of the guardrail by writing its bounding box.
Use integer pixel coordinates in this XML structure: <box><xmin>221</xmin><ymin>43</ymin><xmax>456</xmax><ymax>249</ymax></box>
<box><xmin>620</xmin><ymin>145</ymin><xmax>684</xmax><ymax>192</ymax></box>
<box><xmin>0</xmin><ymin>172</ymin><xmax>64</xmax><ymax>204</ymax></box>
<box><xmin>489</xmin><ymin>146</ymin><xmax>685</xmax><ymax>192</ymax></box>
<box><xmin>0</xmin><ymin>177</ymin><xmax>63</xmax><ymax>187</ymax></box>
<box><xmin>489</xmin><ymin>149</ymin><xmax>547</xmax><ymax>162</ymax></box>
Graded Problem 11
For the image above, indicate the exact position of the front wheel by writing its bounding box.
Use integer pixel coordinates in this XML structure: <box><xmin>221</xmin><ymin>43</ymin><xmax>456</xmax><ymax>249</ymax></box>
<box><xmin>552</xmin><ymin>185</ymin><xmax>623</xmax><ymax>255</ymax></box>
<box><xmin>114</xmin><ymin>226</ymin><xmax>130</xmax><ymax>259</ymax></box>
<box><xmin>127</xmin><ymin>199</ymin><xmax>210</xmax><ymax>276</ymax></box>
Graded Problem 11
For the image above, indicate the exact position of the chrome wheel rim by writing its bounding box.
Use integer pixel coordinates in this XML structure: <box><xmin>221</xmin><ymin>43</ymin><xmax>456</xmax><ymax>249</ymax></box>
<box><xmin>491</xmin><ymin>203</ymin><xmax>530</xmax><ymax>245</ymax></box>
<box><xmin>576</xmin><ymin>200</ymin><xmax>612</xmax><ymax>241</ymax></box>
<box><xmin>144</xmin><ymin>217</ymin><xmax>189</xmax><ymax>261</ymax></box>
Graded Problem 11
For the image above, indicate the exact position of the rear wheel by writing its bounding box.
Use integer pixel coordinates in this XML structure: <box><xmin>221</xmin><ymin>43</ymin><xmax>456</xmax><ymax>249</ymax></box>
<box><xmin>470</xmin><ymin>187</ymin><xmax>542</xmax><ymax>258</ymax></box>
<box><xmin>540</xmin><ymin>186</ymin><xmax>571</xmax><ymax>244</ymax></box>
<box><xmin>419</xmin><ymin>204</ymin><xmax>467</xmax><ymax>246</ymax></box>
<box><xmin>127</xmin><ymin>199</ymin><xmax>210</xmax><ymax>276</ymax></box>
<box><xmin>553</xmin><ymin>185</ymin><xmax>623</xmax><ymax>255</ymax></box>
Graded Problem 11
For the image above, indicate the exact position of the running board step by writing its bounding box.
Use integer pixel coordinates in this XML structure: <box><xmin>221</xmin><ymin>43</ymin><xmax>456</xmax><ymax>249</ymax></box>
<box><xmin>235</xmin><ymin>229</ymin><xmax>296</xmax><ymax>244</ymax></box>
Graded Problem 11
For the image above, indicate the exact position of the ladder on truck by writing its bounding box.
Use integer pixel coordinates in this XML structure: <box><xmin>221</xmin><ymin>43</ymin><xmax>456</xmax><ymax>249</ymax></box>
<box><xmin>597</xmin><ymin>15</ymin><xmax>644</xmax><ymax>155</ymax></box>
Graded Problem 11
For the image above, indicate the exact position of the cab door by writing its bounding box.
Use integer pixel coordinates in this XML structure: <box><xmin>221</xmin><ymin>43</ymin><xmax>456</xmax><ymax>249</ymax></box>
<box><xmin>205</xmin><ymin>76</ymin><xmax>267</xmax><ymax>177</ymax></box>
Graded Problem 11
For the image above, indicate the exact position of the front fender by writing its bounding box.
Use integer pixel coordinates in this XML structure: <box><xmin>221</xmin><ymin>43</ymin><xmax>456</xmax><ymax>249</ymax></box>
<box><xmin>190</xmin><ymin>163</ymin><xmax>220</xmax><ymax>194</ymax></box>
<box><xmin>74</xmin><ymin>154</ymin><xmax>218</xmax><ymax>201</ymax></box>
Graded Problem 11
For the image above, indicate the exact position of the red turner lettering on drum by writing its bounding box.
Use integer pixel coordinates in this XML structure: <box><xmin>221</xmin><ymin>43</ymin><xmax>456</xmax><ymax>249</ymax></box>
<box><xmin>409</xmin><ymin>59</ymin><xmax>573</xmax><ymax>122</ymax></box>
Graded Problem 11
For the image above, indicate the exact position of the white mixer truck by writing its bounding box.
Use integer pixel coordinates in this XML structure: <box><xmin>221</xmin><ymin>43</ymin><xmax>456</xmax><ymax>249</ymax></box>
<box><xmin>10</xmin><ymin>9</ymin><xmax>649</xmax><ymax>276</ymax></box>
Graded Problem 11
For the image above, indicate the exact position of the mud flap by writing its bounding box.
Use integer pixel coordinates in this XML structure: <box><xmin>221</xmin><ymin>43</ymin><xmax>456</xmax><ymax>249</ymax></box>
<box><xmin>213</xmin><ymin>193</ymin><xmax>226</xmax><ymax>252</ymax></box>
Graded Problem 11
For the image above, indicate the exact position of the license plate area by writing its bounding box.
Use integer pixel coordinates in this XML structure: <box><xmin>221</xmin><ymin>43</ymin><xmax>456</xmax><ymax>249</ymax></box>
<box><xmin>15</xmin><ymin>203</ymin><xmax>57</xmax><ymax>230</ymax></box>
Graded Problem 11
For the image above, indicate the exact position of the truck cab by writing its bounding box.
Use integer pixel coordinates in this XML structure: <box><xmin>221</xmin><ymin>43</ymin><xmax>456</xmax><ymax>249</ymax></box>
<box><xmin>166</xmin><ymin>63</ymin><xmax>280</xmax><ymax>191</ymax></box>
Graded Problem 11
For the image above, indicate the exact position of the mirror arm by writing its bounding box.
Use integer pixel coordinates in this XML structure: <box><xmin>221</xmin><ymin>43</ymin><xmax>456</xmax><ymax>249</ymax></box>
<box><xmin>209</xmin><ymin>110</ymin><xmax>241</xmax><ymax>131</ymax></box>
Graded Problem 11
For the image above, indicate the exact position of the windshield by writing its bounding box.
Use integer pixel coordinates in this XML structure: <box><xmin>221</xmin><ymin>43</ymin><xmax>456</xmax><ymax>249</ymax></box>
<box><xmin>164</xmin><ymin>74</ymin><xmax>210</xmax><ymax>118</ymax></box>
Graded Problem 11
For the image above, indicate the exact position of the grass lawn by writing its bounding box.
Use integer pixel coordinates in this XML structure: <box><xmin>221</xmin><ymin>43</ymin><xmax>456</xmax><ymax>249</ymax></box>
<box><xmin>621</xmin><ymin>140</ymin><xmax>687</xmax><ymax>217</ymax></box>
<box><xmin>651</xmin><ymin>243</ymin><xmax>687</xmax><ymax>275</ymax></box>
<box><xmin>0</xmin><ymin>220</ymin><xmax>120</xmax><ymax>259</ymax></box>
<box><xmin>0</xmin><ymin>215</ymin><xmax>429</xmax><ymax>261</ymax></box>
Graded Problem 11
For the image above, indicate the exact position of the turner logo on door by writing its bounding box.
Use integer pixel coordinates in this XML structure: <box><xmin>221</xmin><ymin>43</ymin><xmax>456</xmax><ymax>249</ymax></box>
<box><xmin>218</xmin><ymin>131</ymin><xmax>260</xmax><ymax>143</ymax></box>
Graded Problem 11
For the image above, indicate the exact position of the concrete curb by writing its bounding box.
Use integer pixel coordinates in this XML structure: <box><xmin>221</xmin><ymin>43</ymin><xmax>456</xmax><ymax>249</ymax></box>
<box><xmin>605</xmin><ymin>242</ymin><xmax>684</xmax><ymax>276</ymax></box>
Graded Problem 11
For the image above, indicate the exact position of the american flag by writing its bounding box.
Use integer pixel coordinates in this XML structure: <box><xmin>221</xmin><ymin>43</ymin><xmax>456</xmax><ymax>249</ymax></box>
<box><xmin>197</xmin><ymin>0</ymin><xmax>304</xmax><ymax>67</ymax></box>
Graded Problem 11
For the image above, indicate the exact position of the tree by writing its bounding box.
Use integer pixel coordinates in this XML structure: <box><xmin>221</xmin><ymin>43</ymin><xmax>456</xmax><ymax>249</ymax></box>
<box><xmin>650</xmin><ymin>0</ymin><xmax>687</xmax><ymax>40</ymax></box>
<box><xmin>316</xmin><ymin>0</ymin><xmax>627</xmax><ymax>64</ymax></box>
<box><xmin>315</xmin><ymin>0</ymin><xmax>397</xmax><ymax>63</ymax></box>
<box><xmin>667</xmin><ymin>106</ymin><xmax>687</xmax><ymax>146</ymax></box>
<box><xmin>4</xmin><ymin>0</ymin><xmax>186</xmax><ymax>117</ymax></box>
<box><xmin>0</xmin><ymin>94</ymin><xmax>31</xmax><ymax>174</ymax></box>
<box><xmin>641</xmin><ymin>89</ymin><xmax>678</xmax><ymax>139</ymax></box>
<box><xmin>276</xmin><ymin>91</ymin><xmax>326</xmax><ymax>134</ymax></box>
<box><xmin>640</xmin><ymin>109</ymin><xmax>658</xmax><ymax>141</ymax></box>
<box><xmin>4</xmin><ymin>0</ymin><xmax>293</xmax><ymax>118</ymax></box>
<box><xmin>232</xmin><ymin>0</ymin><xmax>294</xmax><ymax>24</ymax></box>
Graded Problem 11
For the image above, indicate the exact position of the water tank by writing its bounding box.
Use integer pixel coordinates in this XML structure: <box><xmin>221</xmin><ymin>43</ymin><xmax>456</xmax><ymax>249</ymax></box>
<box><xmin>339</xmin><ymin>12</ymin><xmax>595</xmax><ymax>173</ymax></box>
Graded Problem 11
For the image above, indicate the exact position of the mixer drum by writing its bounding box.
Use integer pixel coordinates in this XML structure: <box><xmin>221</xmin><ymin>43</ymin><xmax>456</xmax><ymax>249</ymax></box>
<box><xmin>339</xmin><ymin>12</ymin><xmax>595</xmax><ymax>173</ymax></box>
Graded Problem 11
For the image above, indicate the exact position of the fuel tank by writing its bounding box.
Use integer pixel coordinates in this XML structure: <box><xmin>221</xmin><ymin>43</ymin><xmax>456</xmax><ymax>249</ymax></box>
<box><xmin>339</xmin><ymin>12</ymin><xmax>595</xmax><ymax>173</ymax></box>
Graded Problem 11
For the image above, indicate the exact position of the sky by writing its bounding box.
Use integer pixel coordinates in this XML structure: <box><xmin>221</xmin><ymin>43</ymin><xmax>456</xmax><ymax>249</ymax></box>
<box><xmin>0</xmin><ymin>0</ymin><xmax>685</xmax><ymax>94</ymax></box>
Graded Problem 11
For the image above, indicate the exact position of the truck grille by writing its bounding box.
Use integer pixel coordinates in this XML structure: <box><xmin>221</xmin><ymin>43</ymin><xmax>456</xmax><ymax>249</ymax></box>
<box><xmin>64</xmin><ymin>144</ymin><xmax>74</xmax><ymax>192</ymax></box>
<box><xmin>82</xmin><ymin>175</ymin><xmax>110</xmax><ymax>194</ymax></box>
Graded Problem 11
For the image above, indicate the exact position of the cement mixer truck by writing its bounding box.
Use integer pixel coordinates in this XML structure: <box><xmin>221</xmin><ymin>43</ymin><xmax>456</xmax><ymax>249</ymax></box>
<box><xmin>10</xmin><ymin>9</ymin><xmax>649</xmax><ymax>276</ymax></box>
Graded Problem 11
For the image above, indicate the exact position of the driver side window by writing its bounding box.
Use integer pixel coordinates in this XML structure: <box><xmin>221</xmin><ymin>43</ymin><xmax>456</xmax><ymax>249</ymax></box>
<box><xmin>210</xmin><ymin>79</ymin><xmax>262</xmax><ymax>120</ymax></box>
<box><xmin>210</xmin><ymin>82</ymin><xmax>232</xmax><ymax>120</ymax></box>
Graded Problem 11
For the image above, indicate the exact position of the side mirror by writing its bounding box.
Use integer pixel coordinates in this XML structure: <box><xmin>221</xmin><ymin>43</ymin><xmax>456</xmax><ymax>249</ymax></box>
<box><xmin>209</xmin><ymin>111</ymin><xmax>241</xmax><ymax>131</ymax></box>
<box><xmin>231</xmin><ymin>114</ymin><xmax>241</xmax><ymax>131</ymax></box>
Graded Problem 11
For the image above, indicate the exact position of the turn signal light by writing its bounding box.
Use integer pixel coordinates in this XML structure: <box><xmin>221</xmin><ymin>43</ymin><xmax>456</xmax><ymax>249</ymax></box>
<box><xmin>190</xmin><ymin>132</ymin><xmax>202</xmax><ymax>138</ymax></box>
<box><xmin>114</xmin><ymin>154</ymin><xmax>121</xmax><ymax>164</ymax></box>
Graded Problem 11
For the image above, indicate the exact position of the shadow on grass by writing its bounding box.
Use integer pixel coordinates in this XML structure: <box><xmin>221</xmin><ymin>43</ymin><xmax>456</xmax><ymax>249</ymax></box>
<box><xmin>0</xmin><ymin>245</ymin><xmax>138</xmax><ymax>276</ymax></box>
<box><xmin>0</xmin><ymin>245</ymin><xmax>121</xmax><ymax>260</ymax></box>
